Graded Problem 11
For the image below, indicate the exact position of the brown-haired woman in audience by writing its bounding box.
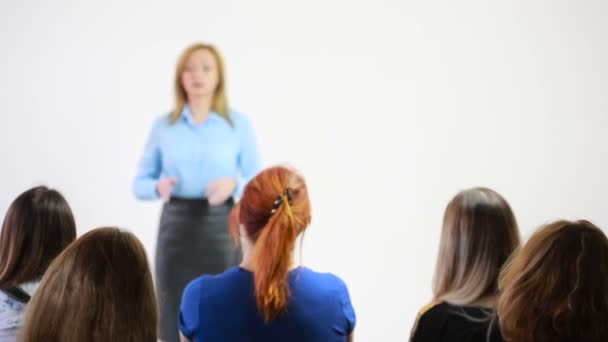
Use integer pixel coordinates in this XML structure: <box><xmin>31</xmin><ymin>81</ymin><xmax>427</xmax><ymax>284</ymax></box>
<box><xmin>411</xmin><ymin>187</ymin><xmax>520</xmax><ymax>342</ymax></box>
<box><xmin>178</xmin><ymin>166</ymin><xmax>355</xmax><ymax>342</ymax></box>
<box><xmin>498</xmin><ymin>220</ymin><xmax>608</xmax><ymax>342</ymax></box>
<box><xmin>20</xmin><ymin>227</ymin><xmax>158</xmax><ymax>342</ymax></box>
<box><xmin>0</xmin><ymin>186</ymin><xmax>76</xmax><ymax>341</ymax></box>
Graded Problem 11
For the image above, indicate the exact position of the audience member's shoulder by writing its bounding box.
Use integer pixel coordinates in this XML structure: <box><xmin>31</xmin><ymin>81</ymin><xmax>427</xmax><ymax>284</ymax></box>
<box><xmin>413</xmin><ymin>301</ymin><xmax>502</xmax><ymax>342</ymax></box>
<box><xmin>184</xmin><ymin>267</ymin><xmax>243</xmax><ymax>299</ymax></box>
<box><xmin>411</xmin><ymin>301</ymin><xmax>443</xmax><ymax>341</ymax></box>
<box><xmin>296</xmin><ymin>267</ymin><xmax>350</xmax><ymax>294</ymax></box>
<box><xmin>418</xmin><ymin>301</ymin><xmax>491</xmax><ymax>322</ymax></box>
<box><xmin>416</xmin><ymin>300</ymin><xmax>446</xmax><ymax>321</ymax></box>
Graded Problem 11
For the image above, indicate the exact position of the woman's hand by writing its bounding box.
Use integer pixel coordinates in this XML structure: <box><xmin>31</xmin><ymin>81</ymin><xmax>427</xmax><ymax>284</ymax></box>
<box><xmin>207</xmin><ymin>177</ymin><xmax>236</xmax><ymax>206</ymax></box>
<box><xmin>156</xmin><ymin>177</ymin><xmax>179</xmax><ymax>202</ymax></box>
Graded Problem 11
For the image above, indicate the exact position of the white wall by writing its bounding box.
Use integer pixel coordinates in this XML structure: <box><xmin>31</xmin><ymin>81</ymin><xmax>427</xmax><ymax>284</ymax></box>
<box><xmin>1</xmin><ymin>0</ymin><xmax>607</xmax><ymax>340</ymax></box>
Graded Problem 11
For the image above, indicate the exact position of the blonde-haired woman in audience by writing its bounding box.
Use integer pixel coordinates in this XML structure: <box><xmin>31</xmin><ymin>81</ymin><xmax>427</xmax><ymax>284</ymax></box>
<box><xmin>20</xmin><ymin>227</ymin><xmax>158</xmax><ymax>342</ymax></box>
<box><xmin>411</xmin><ymin>187</ymin><xmax>520</xmax><ymax>342</ymax></box>
<box><xmin>498</xmin><ymin>220</ymin><xmax>608</xmax><ymax>342</ymax></box>
<box><xmin>0</xmin><ymin>186</ymin><xmax>76</xmax><ymax>342</ymax></box>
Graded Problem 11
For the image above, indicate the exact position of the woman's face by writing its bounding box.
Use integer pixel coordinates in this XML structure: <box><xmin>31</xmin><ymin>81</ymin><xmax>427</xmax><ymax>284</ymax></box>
<box><xmin>181</xmin><ymin>49</ymin><xmax>219</xmax><ymax>99</ymax></box>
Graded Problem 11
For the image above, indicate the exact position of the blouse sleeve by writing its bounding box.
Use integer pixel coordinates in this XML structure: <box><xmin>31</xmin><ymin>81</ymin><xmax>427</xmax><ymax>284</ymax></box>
<box><xmin>233</xmin><ymin>113</ymin><xmax>262</xmax><ymax>197</ymax></box>
<box><xmin>133</xmin><ymin>117</ymin><xmax>164</xmax><ymax>200</ymax></box>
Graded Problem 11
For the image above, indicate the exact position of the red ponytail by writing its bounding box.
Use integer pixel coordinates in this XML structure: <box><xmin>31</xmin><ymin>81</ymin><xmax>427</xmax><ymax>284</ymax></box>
<box><xmin>234</xmin><ymin>166</ymin><xmax>311</xmax><ymax>321</ymax></box>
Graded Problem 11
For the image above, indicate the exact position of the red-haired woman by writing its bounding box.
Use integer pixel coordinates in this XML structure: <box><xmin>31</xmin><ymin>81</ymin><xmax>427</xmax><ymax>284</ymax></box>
<box><xmin>178</xmin><ymin>166</ymin><xmax>355</xmax><ymax>342</ymax></box>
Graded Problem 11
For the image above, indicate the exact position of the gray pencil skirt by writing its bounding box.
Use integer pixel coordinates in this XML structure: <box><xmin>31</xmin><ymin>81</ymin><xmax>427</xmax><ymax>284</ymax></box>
<box><xmin>155</xmin><ymin>197</ymin><xmax>239</xmax><ymax>342</ymax></box>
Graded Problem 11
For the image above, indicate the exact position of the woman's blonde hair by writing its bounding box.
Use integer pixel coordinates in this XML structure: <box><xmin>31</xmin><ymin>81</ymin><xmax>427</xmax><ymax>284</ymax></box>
<box><xmin>20</xmin><ymin>227</ymin><xmax>158</xmax><ymax>342</ymax></box>
<box><xmin>433</xmin><ymin>187</ymin><xmax>520</xmax><ymax>305</ymax></box>
<box><xmin>170</xmin><ymin>43</ymin><xmax>231</xmax><ymax>125</ymax></box>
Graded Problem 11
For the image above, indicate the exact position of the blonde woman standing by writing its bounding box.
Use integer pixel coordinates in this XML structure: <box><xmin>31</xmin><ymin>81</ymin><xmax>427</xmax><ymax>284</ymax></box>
<box><xmin>133</xmin><ymin>43</ymin><xmax>262</xmax><ymax>342</ymax></box>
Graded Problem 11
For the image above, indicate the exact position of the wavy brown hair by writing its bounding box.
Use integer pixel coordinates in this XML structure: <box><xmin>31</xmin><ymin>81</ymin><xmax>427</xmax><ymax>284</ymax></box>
<box><xmin>20</xmin><ymin>227</ymin><xmax>158</xmax><ymax>342</ymax></box>
<box><xmin>498</xmin><ymin>220</ymin><xmax>608</xmax><ymax>342</ymax></box>
<box><xmin>433</xmin><ymin>187</ymin><xmax>520</xmax><ymax>305</ymax></box>
<box><xmin>230</xmin><ymin>166</ymin><xmax>311</xmax><ymax>321</ymax></box>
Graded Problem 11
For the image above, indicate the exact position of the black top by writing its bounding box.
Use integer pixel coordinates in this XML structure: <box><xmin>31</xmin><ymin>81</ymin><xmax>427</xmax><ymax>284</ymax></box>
<box><xmin>410</xmin><ymin>301</ymin><xmax>503</xmax><ymax>342</ymax></box>
<box><xmin>2</xmin><ymin>286</ymin><xmax>30</xmax><ymax>303</ymax></box>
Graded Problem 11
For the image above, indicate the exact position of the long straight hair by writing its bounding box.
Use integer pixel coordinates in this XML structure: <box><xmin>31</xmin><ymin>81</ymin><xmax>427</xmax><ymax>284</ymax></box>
<box><xmin>230</xmin><ymin>166</ymin><xmax>311</xmax><ymax>321</ymax></box>
<box><xmin>170</xmin><ymin>43</ymin><xmax>231</xmax><ymax>125</ymax></box>
<box><xmin>433</xmin><ymin>187</ymin><xmax>520</xmax><ymax>305</ymax></box>
<box><xmin>0</xmin><ymin>186</ymin><xmax>76</xmax><ymax>289</ymax></box>
<box><xmin>20</xmin><ymin>227</ymin><xmax>158</xmax><ymax>342</ymax></box>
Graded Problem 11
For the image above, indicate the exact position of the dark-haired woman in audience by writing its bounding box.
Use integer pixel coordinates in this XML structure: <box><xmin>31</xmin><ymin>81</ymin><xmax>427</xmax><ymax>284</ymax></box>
<box><xmin>20</xmin><ymin>227</ymin><xmax>158</xmax><ymax>342</ymax></box>
<box><xmin>179</xmin><ymin>166</ymin><xmax>355</xmax><ymax>342</ymax></box>
<box><xmin>0</xmin><ymin>186</ymin><xmax>76</xmax><ymax>341</ymax></box>
<box><xmin>410</xmin><ymin>187</ymin><xmax>520</xmax><ymax>342</ymax></box>
<box><xmin>498</xmin><ymin>220</ymin><xmax>608</xmax><ymax>342</ymax></box>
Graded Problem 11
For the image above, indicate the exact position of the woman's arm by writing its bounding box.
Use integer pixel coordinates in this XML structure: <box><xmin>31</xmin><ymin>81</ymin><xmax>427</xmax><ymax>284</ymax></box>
<box><xmin>234</xmin><ymin>114</ymin><xmax>262</xmax><ymax>197</ymax></box>
<box><xmin>133</xmin><ymin>118</ymin><xmax>163</xmax><ymax>200</ymax></box>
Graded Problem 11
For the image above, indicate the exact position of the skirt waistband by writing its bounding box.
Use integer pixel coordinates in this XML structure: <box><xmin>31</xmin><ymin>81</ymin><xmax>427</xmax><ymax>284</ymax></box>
<box><xmin>167</xmin><ymin>197</ymin><xmax>234</xmax><ymax>207</ymax></box>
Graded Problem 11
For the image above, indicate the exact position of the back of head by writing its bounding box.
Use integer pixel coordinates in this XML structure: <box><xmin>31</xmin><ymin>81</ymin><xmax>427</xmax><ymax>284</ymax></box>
<box><xmin>0</xmin><ymin>186</ymin><xmax>76</xmax><ymax>289</ymax></box>
<box><xmin>20</xmin><ymin>227</ymin><xmax>158</xmax><ymax>342</ymax></box>
<box><xmin>498</xmin><ymin>220</ymin><xmax>608</xmax><ymax>342</ymax></box>
<box><xmin>433</xmin><ymin>187</ymin><xmax>520</xmax><ymax>306</ymax></box>
<box><xmin>231</xmin><ymin>166</ymin><xmax>311</xmax><ymax>321</ymax></box>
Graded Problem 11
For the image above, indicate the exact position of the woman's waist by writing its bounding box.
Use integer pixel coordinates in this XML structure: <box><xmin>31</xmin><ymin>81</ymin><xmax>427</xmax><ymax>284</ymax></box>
<box><xmin>164</xmin><ymin>196</ymin><xmax>234</xmax><ymax>207</ymax></box>
<box><xmin>159</xmin><ymin>197</ymin><xmax>233</xmax><ymax>230</ymax></box>
<box><xmin>164</xmin><ymin>175</ymin><xmax>234</xmax><ymax>198</ymax></box>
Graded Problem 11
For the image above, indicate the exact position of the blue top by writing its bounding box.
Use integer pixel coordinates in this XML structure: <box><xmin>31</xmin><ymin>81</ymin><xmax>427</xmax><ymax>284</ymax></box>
<box><xmin>133</xmin><ymin>106</ymin><xmax>262</xmax><ymax>199</ymax></box>
<box><xmin>179</xmin><ymin>266</ymin><xmax>356</xmax><ymax>342</ymax></box>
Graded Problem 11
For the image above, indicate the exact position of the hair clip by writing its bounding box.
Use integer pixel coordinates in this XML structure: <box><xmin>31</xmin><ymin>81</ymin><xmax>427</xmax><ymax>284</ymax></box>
<box><xmin>270</xmin><ymin>188</ymin><xmax>294</xmax><ymax>214</ymax></box>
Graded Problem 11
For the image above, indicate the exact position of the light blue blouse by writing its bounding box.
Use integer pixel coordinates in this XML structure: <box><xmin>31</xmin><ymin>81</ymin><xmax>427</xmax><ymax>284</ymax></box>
<box><xmin>133</xmin><ymin>106</ymin><xmax>262</xmax><ymax>199</ymax></box>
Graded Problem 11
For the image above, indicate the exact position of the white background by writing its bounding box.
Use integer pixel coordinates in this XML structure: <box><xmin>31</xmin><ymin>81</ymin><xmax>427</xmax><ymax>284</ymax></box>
<box><xmin>1</xmin><ymin>0</ymin><xmax>607</xmax><ymax>340</ymax></box>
